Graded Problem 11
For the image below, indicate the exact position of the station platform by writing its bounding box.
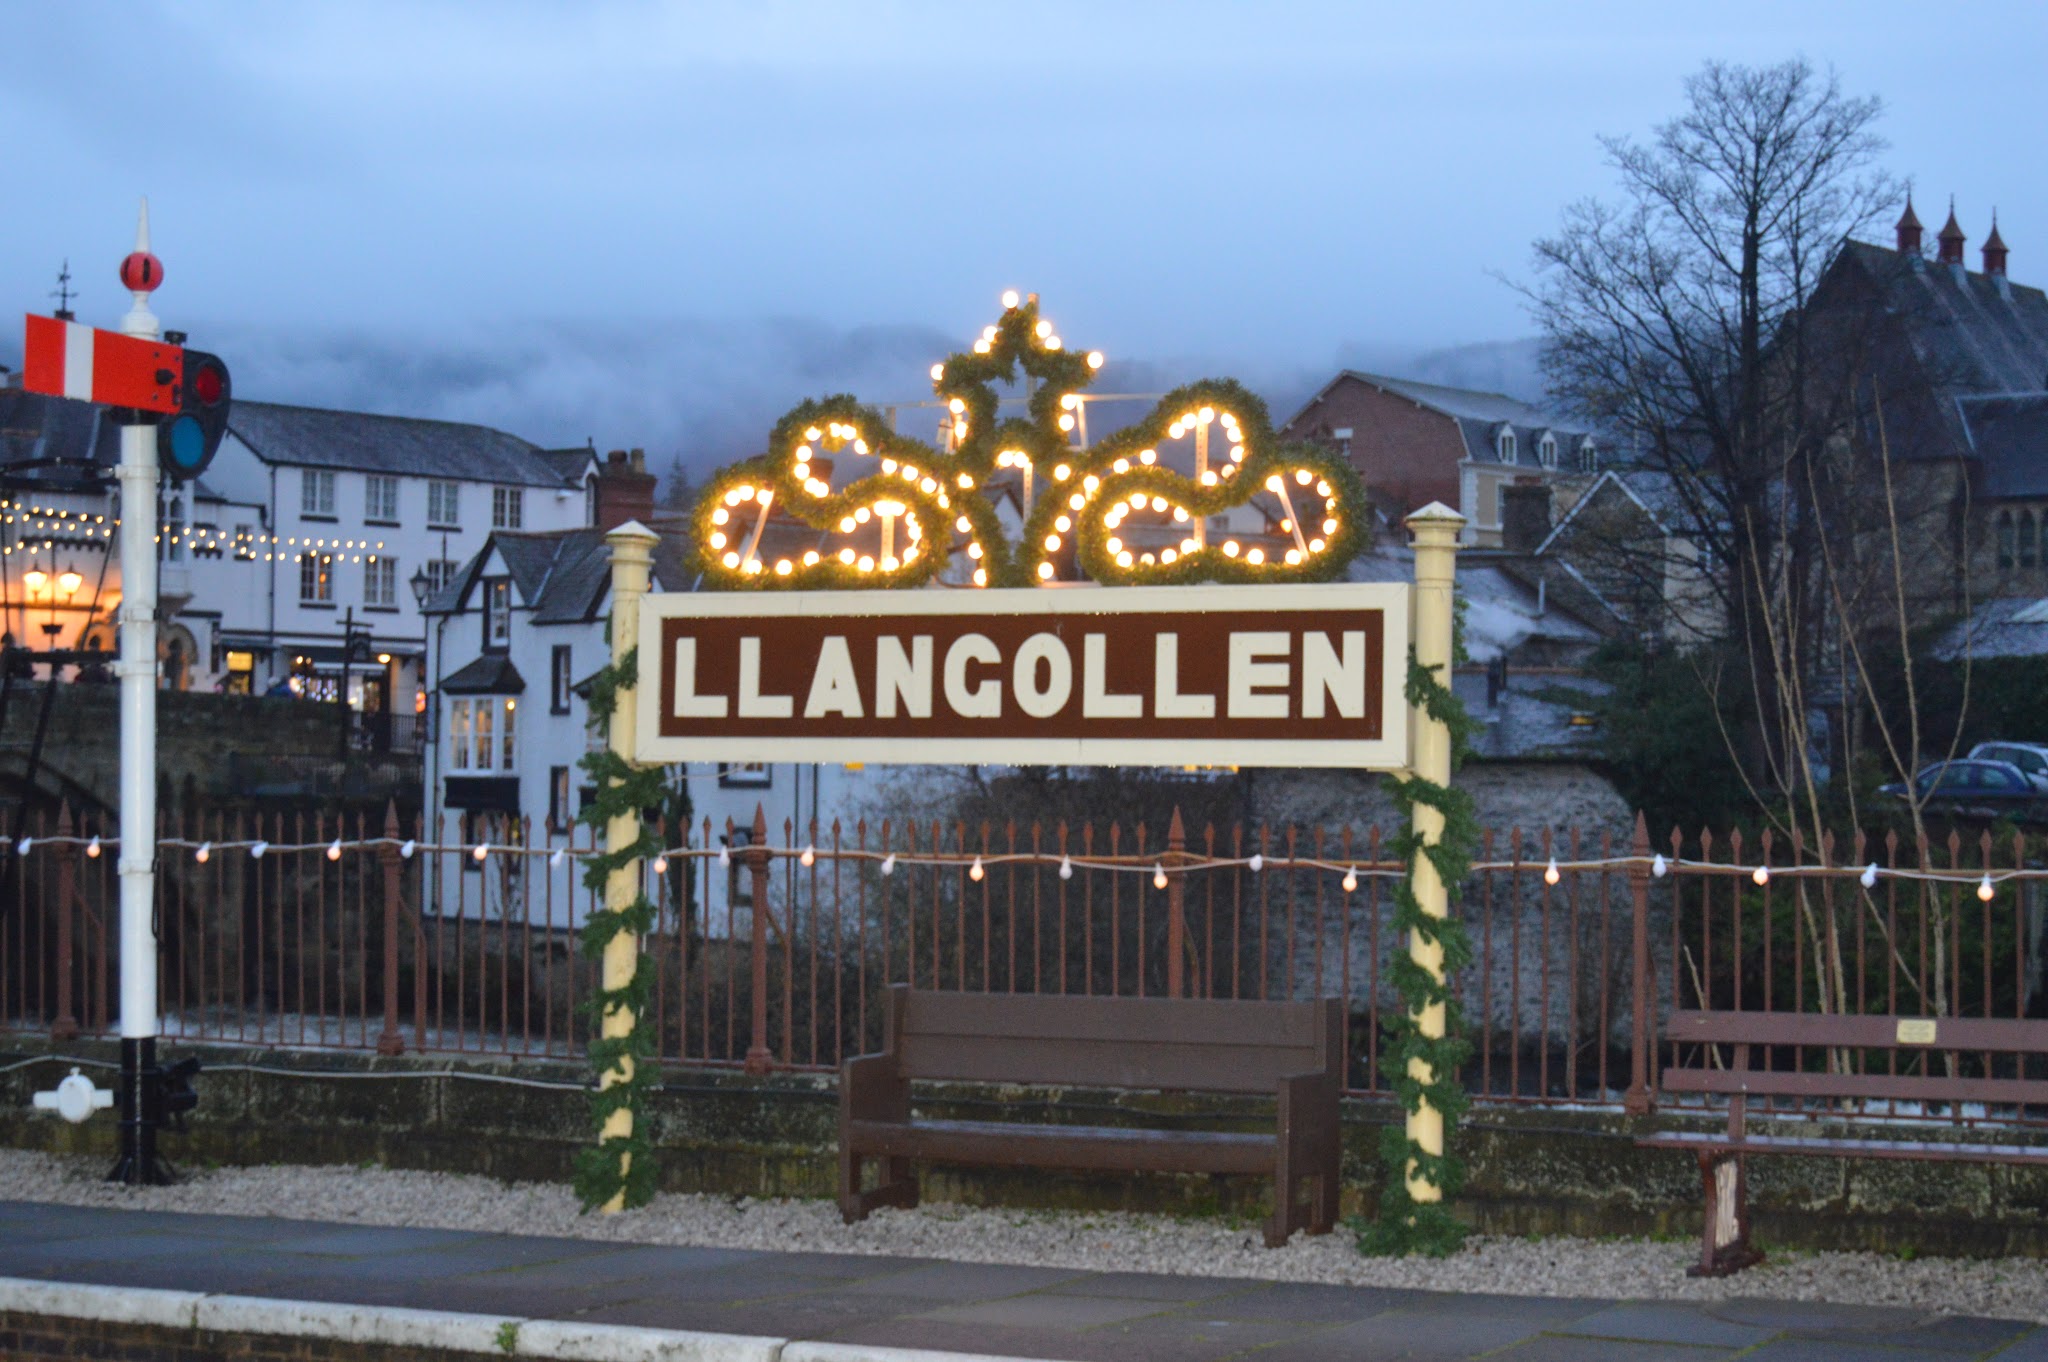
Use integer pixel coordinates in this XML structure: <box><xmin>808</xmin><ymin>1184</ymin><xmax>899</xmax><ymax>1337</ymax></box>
<box><xmin>1</xmin><ymin>1199</ymin><xmax>2042</xmax><ymax>1361</ymax></box>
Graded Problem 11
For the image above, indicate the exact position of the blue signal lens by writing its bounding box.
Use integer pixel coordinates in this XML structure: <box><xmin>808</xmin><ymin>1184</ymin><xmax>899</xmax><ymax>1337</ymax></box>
<box><xmin>167</xmin><ymin>415</ymin><xmax>205</xmax><ymax>472</ymax></box>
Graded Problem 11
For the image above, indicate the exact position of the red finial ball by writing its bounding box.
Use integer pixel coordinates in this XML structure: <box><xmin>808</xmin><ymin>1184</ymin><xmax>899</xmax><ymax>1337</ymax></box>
<box><xmin>119</xmin><ymin>251</ymin><xmax>163</xmax><ymax>293</ymax></box>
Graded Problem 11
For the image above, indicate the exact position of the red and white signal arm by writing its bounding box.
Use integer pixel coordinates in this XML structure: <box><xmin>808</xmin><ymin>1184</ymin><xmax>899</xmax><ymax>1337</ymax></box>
<box><xmin>20</xmin><ymin>314</ymin><xmax>182</xmax><ymax>414</ymax></box>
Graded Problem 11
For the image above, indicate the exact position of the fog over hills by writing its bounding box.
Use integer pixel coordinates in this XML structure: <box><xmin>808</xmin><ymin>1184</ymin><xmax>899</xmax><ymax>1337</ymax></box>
<box><xmin>8</xmin><ymin>319</ymin><xmax>1552</xmax><ymax>494</ymax></box>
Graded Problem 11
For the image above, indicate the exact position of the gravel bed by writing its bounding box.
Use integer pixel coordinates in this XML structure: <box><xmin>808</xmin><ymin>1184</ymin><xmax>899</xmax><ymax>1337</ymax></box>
<box><xmin>2</xmin><ymin>1148</ymin><xmax>2044</xmax><ymax>1324</ymax></box>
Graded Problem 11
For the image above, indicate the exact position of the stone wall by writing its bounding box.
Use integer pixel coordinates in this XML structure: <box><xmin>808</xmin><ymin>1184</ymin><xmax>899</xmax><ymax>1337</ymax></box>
<box><xmin>4</xmin><ymin>1040</ymin><xmax>2044</xmax><ymax>1258</ymax></box>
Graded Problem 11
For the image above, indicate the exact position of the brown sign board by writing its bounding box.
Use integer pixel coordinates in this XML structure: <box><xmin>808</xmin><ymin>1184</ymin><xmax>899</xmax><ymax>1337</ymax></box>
<box><xmin>635</xmin><ymin>582</ymin><xmax>1411</xmax><ymax>770</ymax></box>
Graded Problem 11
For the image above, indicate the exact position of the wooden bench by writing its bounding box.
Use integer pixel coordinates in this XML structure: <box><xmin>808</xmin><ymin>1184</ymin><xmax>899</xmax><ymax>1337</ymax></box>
<box><xmin>1640</xmin><ymin>1009</ymin><xmax>2048</xmax><ymax>1276</ymax></box>
<box><xmin>838</xmin><ymin>985</ymin><xmax>1343</xmax><ymax>1247</ymax></box>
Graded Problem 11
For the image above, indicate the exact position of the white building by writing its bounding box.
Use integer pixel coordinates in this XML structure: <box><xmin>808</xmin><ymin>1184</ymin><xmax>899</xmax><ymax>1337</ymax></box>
<box><xmin>202</xmin><ymin>401</ymin><xmax>597</xmax><ymax>726</ymax></box>
<box><xmin>419</xmin><ymin>454</ymin><xmax>873</xmax><ymax>923</ymax></box>
<box><xmin>0</xmin><ymin>380</ymin><xmax>599</xmax><ymax>745</ymax></box>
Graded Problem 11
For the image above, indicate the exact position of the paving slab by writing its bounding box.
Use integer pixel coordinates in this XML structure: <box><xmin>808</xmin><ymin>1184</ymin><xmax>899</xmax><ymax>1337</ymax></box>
<box><xmin>1556</xmin><ymin>1301</ymin><xmax>1780</xmax><ymax>1349</ymax></box>
<box><xmin>0</xmin><ymin>1199</ymin><xmax>2042</xmax><ymax>1362</ymax></box>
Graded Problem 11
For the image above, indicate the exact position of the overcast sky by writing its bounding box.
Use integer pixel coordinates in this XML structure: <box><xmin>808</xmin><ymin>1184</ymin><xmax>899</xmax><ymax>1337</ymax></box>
<box><xmin>3</xmin><ymin>1</ymin><xmax>2042</xmax><ymax>471</ymax></box>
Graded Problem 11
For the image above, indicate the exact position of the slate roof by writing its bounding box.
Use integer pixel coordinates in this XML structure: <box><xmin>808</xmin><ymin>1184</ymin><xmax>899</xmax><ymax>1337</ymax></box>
<box><xmin>1828</xmin><ymin>240</ymin><xmax>2048</xmax><ymax>468</ymax></box>
<box><xmin>228</xmin><ymin>401</ymin><xmax>577</xmax><ymax>488</ymax></box>
<box><xmin>1293</xmin><ymin>372</ymin><xmax>1599</xmax><ymax>466</ymax></box>
<box><xmin>1931</xmin><ymin>596</ymin><xmax>2048</xmax><ymax>661</ymax></box>
<box><xmin>1958</xmin><ymin>393</ymin><xmax>2048</xmax><ymax>499</ymax></box>
<box><xmin>442</xmin><ymin>654</ymin><xmax>526</xmax><ymax>695</ymax></box>
<box><xmin>424</xmin><ymin>523</ymin><xmax>692</xmax><ymax>623</ymax></box>
<box><xmin>1344</xmin><ymin>545</ymin><xmax>1611</xmax><ymax>662</ymax></box>
<box><xmin>1838</xmin><ymin>241</ymin><xmax>2048</xmax><ymax>396</ymax></box>
<box><xmin>0</xmin><ymin>387</ymin><xmax>119</xmax><ymax>490</ymax></box>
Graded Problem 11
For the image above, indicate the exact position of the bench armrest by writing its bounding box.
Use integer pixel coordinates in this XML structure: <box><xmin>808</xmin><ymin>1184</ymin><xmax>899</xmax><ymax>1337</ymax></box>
<box><xmin>842</xmin><ymin>1052</ymin><xmax>910</xmax><ymax>1125</ymax></box>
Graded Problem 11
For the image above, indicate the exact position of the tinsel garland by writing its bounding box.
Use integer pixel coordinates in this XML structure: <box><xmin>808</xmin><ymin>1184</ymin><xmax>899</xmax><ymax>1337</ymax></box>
<box><xmin>571</xmin><ymin>643</ymin><xmax>670</xmax><ymax>1212</ymax></box>
<box><xmin>1354</xmin><ymin>651</ymin><xmax>1480</xmax><ymax>1257</ymax></box>
<box><xmin>686</xmin><ymin>296</ymin><xmax>1369</xmax><ymax>589</ymax></box>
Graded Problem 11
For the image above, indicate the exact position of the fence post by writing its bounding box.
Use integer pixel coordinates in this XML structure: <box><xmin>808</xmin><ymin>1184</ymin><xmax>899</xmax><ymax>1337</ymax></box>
<box><xmin>1624</xmin><ymin>811</ymin><xmax>1652</xmax><ymax>1115</ymax></box>
<box><xmin>744</xmin><ymin>803</ymin><xmax>773</xmax><ymax>1075</ymax></box>
<box><xmin>1402</xmin><ymin>502</ymin><xmax>1463</xmax><ymax>1207</ymax></box>
<box><xmin>1166</xmin><ymin>806</ymin><xmax>1186</xmax><ymax>999</ymax></box>
<box><xmin>376</xmin><ymin>800</ymin><xmax>405</xmax><ymax>1057</ymax></box>
<box><xmin>51</xmin><ymin>802</ymin><xmax>78</xmax><ymax>1042</ymax></box>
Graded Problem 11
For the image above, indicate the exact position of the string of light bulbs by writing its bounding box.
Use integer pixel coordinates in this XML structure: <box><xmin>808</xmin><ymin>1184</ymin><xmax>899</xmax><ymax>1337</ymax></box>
<box><xmin>3</xmin><ymin>833</ymin><xmax>2026</xmax><ymax>902</ymax></box>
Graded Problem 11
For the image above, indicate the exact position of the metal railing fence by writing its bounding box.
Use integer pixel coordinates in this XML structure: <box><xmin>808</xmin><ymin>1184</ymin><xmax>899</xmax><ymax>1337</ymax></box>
<box><xmin>2</xmin><ymin>801</ymin><xmax>2041</xmax><ymax>1123</ymax></box>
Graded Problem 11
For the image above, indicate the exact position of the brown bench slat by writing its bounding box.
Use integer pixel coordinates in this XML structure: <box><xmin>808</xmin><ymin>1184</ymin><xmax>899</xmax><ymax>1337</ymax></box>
<box><xmin>1664</xmin><ymin>1010</ymin><xmax>2048</xmax><ymax>1052</ymax></box>
<box><xmin>896</xmin><ymin>993</ymin><xmax>1325</xmax><ymax>1093</ymax></box>
<box><xmin>1662</xmin><ymin>1067</ymin><xmax>2048</xmax><ymax>1106</ymax></box>
<box><xmin>846</xmin><ymin>1118</ymin><xmax>1278</xmax><ymax>1175</ymax></box>
<box><xmin>903</xmin><ymin>991</ymin><xmax>1323</xmax><ymax>1048</ymax></box>
<box><xmin>895</xmin><ymin>1035</ymin><xmax>1326</xmax><ymax>1093</ymax></box>
<box><xmin>1640</xmin><ymin>1130</ymin><xmax>2048</xmax><ymax>1165</ymax></box>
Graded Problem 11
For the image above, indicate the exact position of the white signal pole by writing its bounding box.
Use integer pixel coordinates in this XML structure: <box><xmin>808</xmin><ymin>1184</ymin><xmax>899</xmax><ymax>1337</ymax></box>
<box><xmin>111</xmin><ymin>199</ymin><xmax>166</xmax><ymax>1183</ymax></box>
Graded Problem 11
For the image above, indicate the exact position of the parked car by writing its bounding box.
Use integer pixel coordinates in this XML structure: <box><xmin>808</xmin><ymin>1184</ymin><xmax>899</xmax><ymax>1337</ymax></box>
<box><xmin>1879</xmin><ymin>759</ymin><xmax>2043</xmax><ymax>819</ymax></box>
<box><xmin>1967</xmin><ymin>742</ymin><xmax>2048</xmax><ymax>793</ymax></box>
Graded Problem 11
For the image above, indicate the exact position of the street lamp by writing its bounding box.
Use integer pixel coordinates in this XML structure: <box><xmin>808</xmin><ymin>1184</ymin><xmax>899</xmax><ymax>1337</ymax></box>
<box><xmin>409</xmin><ymin>566</ymin><xmax>433</xmax><ymax>607</ymax></box>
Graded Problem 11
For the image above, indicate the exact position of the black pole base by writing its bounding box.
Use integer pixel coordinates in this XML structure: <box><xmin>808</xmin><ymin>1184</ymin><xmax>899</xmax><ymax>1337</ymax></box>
<box><xmin>106</xmin><ymin>1037</ymin><xmax>177</xmax><ymax>1187</ymax></box>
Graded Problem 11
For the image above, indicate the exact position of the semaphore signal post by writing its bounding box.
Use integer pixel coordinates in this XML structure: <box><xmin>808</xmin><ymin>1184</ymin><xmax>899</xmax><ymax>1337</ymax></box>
<box><xmin>17</xmin><ymin>202</ymin><xmax>228</xmax><ymax>1184</ymax></box>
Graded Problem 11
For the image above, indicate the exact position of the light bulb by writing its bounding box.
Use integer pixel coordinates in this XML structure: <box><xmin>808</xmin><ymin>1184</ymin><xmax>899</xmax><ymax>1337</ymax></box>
<box><xmin>1978</xmin><ymin>874</ymin><xmax>1995</xmax><ymax>902</ymax></box>
<box><xmin>653</xmin><ymin>854</ymin><xmax>668</xmax><ymax>875</ymax></box>
<box><xmin>327</xmin><ymin>839</ymin><xmax>342</xmax><ymax>862</ymax></box>
<box><xmin>194</xmin><ymin>842</ymin><xmax>211</xmax><ymax>864</ymax></box>
<box><xmin>1860</xmin><ymin>863</ymin><xmax>1879</xmax><ymax>889</ymax></box>
<box><xmin>85</xmin><ymin>836</ymin><xmax>99</xmax><ymax>859</ymax></box>
<box><xmin>1544</xmin><ymin>859</ymin><xmax>1561</xmax><ymax>886</ymax></box>
<box><xmin>1002</xmin><ymin>289</ymin><xmax>1020</xmax><ymax>309</ymax></box>
<box><xmin>14</xmin><ymin>837</ymin><xmax>30</xmax><ymax>856</ymax></box>
<box><xmin>473</xmin><ymin>843</ymin><xmax>489</xmax><ymax>863</ymax></box>
<box><xmin>1059</xmin><ymin>855</ymin><xmax>1073</xmax><ymax>881</ymax></box>
<box><xmin>1152</xmin><ymin>863</ymin><xmax>1168</xmax><ymax>890</ymax></box>
<box><xmin>1342</xmin><ymin>868</ymin><xmax>1359</xmax><ymax>893</ymax></box>
<box><xmin>800</xmin><ymin>845</ymin><xmax>816</xmax><ymax>868</ymax></box>
<box><xmin>880</xmin><ymin>853</ymin><xmax>896</xmax><ymax>877</ymax></box>
<box><xmin>1087</xmin><ymin>351</ymin><xmax>1104</xmax><ymax>369</ymax></box>
<box><xmin>1751</xmin><ymin>864</ymin><xmax>1769</xmax><ymax>886</ymax></box>
<box><xmin>1651</xmin><ymin>853</ymin><xmax>1667</xmax><ymax>878</ymax></box>
<box><xmin>1248</xmin><ymin>853</ymin><xmax>1263</xmax><ymax>873</ymax></box>
<box><xmin>250</xmin><ymin>841</ymin><xmax>267</xmax><ymax>859</ymax></box>
<box><xmin>550</xmin><ymin>847</ymin><xmax>565</xmax><ymax>868</ymax></box>
<box><xmin>968</xmin><ymin>857</ymin><xmax>985</xmax><ymax>882</ymax></box>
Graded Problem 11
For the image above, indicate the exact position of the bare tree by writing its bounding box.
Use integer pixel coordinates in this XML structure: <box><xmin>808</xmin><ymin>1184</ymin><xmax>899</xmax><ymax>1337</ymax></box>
<box><xmin>1529</xmin><ymin>58</ymin><xmax>1901</xmax><ymax>802</ymax></box>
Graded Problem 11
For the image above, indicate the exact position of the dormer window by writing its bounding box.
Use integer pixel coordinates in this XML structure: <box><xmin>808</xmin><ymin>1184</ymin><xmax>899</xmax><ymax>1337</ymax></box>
<box><xmin>1578</xmin><ymin>437</ymin><xmax>1598</xmax><ymax>472</ymax></box>
<box><xmin>1496</xmin><ymin>428</ymin><xmax>1518</xmax><ymax>464</ymax></box>
<box><xmin>484</xmin><ymin>577</ymin><xmax>511</xmax><ymax>649</ymax></box>
<box><xmin>1538</xmin><ymin>433</ymin><xmax>1558</xmax><ymax>468</ymax></box>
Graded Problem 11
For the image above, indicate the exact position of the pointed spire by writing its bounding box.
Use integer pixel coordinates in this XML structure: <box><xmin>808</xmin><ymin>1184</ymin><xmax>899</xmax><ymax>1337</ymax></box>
<box><xmin>1983</xmin><ymin>210</ymin><xmax>2009</xmax><ymax>277</ymax></box>
<box><xmin>1937</xmin><ymin>196</ymin><xmax>1966</xmax><ymax>266</ymax></box>
<box><xmin>1895</xmin><ymin>194</ymin><xmax>1923</xmax><ymax>254</ymax></box>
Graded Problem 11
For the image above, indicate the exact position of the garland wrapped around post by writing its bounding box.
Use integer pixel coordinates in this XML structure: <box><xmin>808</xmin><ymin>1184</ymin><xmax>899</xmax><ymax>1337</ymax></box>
<box><xmin>572</xmin><ymin>519</ymin><xmax>671</xmax><ymax>1213</ymax></box>
<box><xmin>1357</xmin><ymin>503</ymin><xmax>1477</xmax><ymax>1258</ymax></box>
<box><xmin>572</xmin><ymin>644</ymin><xmax>668</xmax><ymax>1211</ymax></box>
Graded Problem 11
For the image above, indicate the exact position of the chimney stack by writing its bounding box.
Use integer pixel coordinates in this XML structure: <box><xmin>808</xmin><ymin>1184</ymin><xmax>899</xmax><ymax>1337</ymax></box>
<box><xmin>593</xmin><ymin>447</ymin><xmax>657</xmax><ymax>531</ymax></box>
<box><xmin>1500</xmin><ymin>481</ymin><xmax>1553</xmax><ymax>554</ymax></box>
<box><xmin>1983</xmin><ymin>214</ymin><xmax>2009</xmax><ymax>277</ymax></box>
<box><xmin>1895</xmin><ymin>195</ymin><xmax>1923</xmax><ymax>254</ymax></box>
<box><xmin>1937</xmin><ymin>199</ymin><xmax>1966</xmax><ymax>266</ymax></box>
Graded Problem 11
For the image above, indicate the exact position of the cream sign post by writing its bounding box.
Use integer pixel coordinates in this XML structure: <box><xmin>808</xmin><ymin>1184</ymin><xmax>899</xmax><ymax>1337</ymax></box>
<box><xmin>635</xmin><ymin>582</ymin><xmax>1410</xmax><ymax>771</ymax></box>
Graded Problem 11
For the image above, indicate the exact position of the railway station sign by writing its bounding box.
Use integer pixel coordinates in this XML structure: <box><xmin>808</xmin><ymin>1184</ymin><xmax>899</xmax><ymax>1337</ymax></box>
<box><xmin>636</xmin><ymin>581</ymin><xmax>1410</xmax><ymax>769</ymax></box>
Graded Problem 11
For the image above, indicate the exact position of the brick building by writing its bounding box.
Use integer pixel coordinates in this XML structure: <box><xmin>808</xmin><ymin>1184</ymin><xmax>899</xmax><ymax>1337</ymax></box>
<box><xmin>1277</xmin><ymin>372</ymin><xmax>1599</xmax><ymax>548</ymax></box>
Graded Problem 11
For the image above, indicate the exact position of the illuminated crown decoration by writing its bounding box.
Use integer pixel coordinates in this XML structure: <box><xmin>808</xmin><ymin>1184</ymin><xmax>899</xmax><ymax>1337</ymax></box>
<box><xmin>690</xmin><ymin>292</ymin><xmax>1367</xmax><ymax>588</ymax></box>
